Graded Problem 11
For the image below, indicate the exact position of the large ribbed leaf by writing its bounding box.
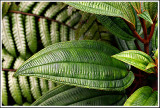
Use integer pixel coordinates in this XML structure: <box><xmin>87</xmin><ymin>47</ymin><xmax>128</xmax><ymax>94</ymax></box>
<box><xmin>112</xmin><ymin>50</ymin><xmax>155</xmax><ymax>73</ymax></box>
<box><xmin>2</xmin><ymin>16</ymin><xmax>17</xmax><ymax>57</ymax></box>
<box><xmin>19</xmin><ymin>2</ymin><xmax>35</xmax><ymax>12</ymax></box>
<box><xmin>48</xmin><ymin>80</ymin><xmax>57</xmax><ymax>90</ymax></box>
<box><xmin>38</xmin><ymin>18</ymin><xmax>52</xmax><ymax>47</ymax></box>
<box><xmin>32</xmin><ymin>85</ymin><xmax>127</xmax><ymax>106</ymax></box>
<box><xmin>14</xmin><ymin>57</ymin><xmax>32</xmax><ymax>103</ymax></box>
<box><xmin>130</xmin><ymin>2</ymin><xmax>141</xmax><ymax>13</ymax></box>
<box><xmin>66</xmin><ymin>2</ymin><xmax>136</xmax><ymax>27</ymax></box>
<box><xmin>152</xmin><ymin>23</ymin><xmax>158</xmax><ymax>51</ymax></box>
<box><xmin>25</xmin><ymin>15</ymin><xmax>37</xmax><ymax>53</ymax></box>
<box><xmin>12</xmin><ymin>13</ymin><xmax>26</xmax><ymax>58</ymax></box>
<box><xmin>96</xmin><ymin>15</ymin><xmax>135</xmax><ymax>41</ymax></box>
<box><xmin>124</xmin><ymin>86</ymin><xmax>158</xmax><ymax>106</ymax></box>
<box><xmin>142</xmin><ymin>2</ymin><xmax>158</xmax><ymax>20</ymax></box>
<box><xmin>14</xmin><ymin>40</ymin><xmax>134</xmax><ymax>91</ymax></box>
<box><xmin>2</xmin><ymin>71</ymin><xmax>8</xmax><ymax>106</ymax></box>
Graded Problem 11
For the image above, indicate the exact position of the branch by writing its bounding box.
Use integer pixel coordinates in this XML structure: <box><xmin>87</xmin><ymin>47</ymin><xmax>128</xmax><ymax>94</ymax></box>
<box><xmin>124</xmin><ymin>19</ymin><xmax>144</xmax><ymax>43</ymax></box>
<box><xmin>147</xmin><ymin>15</ymin><xmax>157</xmax><ymax>41</ymax></box>
<box><xmin>139</xmin><ymin>18</ymin><xmax>147</xmax><ymax>40</ymax></box>
<box><xmin>9</xmin><ymin>10</ymin><xmax>76</xmax><ymax>30</ymax></box>
<box><xmin>2</xmin><ymin>68</ymin><xmax>17</xmax><ymax>72</ymax></box>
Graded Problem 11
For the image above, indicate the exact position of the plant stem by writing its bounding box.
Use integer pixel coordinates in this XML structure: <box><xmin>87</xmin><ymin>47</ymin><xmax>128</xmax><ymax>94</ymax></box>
<box><xmin>9</xmin><ymin>10</ymin><xmax>76</xmax><ymax>30</ymax></box>
<box><xmin>139</xmin><ymin>18</ymin><xmax>147</xmax><ymax>40</ymax></box>
<box><xmin>124</xmin><ymin>20</ymin><xmax>144</xmax><ymax>43</ymax></box>
<box><xmin>2</xmin><ymin>68</ymin><xmax>17</xmax><ymax>72</ymax></box>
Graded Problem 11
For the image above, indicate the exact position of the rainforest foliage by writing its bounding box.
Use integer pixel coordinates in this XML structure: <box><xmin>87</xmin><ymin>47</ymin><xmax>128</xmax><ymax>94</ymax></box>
<box><xmin>2</xmin><ymin>2</ymin><xmax>158</xmax><ymax>106</ymax></box>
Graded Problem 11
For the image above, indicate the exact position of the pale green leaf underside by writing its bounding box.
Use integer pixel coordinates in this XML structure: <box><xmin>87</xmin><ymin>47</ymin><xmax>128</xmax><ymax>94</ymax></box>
<box><xmin>138</xmin><ymin>11</ymin><xmax>153</xmax><ymax>24</ymax></box>
<box><xmin>14</xmin><ymin>40</ymin><xmax>134</xmax><ymax>91</ymax></box>
<box><xmin>2</xmin><ymin>71</ymin><xmax>8</xmax><ymax>105</ymax></box>
<box><xmin>32</xmin><ymin>85</ymin><xmax>126</xmax><ymax>106</ymax></box>
<box><xmin>124</xmin><ymin>86</ymin><xmax>158</xmax><ymax>106</ymax></box>
<box><xmin>2</xmin><ymin>16</ymin><xmax>17</xmax><ymax>57</ymax></box>
<box><xmin>66</xmin><ymin>2</ymin><xmax>135</xmax><ymax>26</ymax></box>
<box><xmin>112</xmin><ymin>50</ymin><xmax>155</xmax><ymax>73</ymax></box>
<box><xmin>8</xmin><ymin>72</ymin><xmax>23</xmax><ymax>105</ymax></box>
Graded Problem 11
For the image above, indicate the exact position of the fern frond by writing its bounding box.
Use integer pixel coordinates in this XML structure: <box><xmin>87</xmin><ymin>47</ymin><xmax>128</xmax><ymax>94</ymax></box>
<box><xmin>69</xmin><ymin>29</ymin><xmax>75</xmax><ymax>41</ymax></box>
<box><xmin>84</xmin><ymin>22</ymin><xmax>98</xmax><ymax>40</ymax></box>
<box><xmin>2</xmin><ymin>48</ymin><xmax>14</xmax><ymax>69</ymax></box>
<box><xmin>40</xmin><ymin>79</ymin><xmax>49</xmax><ymax>95</ymax></box>
<box><xmin>48</xmin><ymin>80</ymin><xmax>57</xmax><ymax>90</ymax></box>
<box><xmin>66</xmin><ymin>12</ymin><xmax>81</xmax><ymax>27</ymax></box>
<box><xmin>75</xmin><ymin>14</ymin><xmax>96</xmax><ymax>39</ymax></box>
<box><xmin>12</xmin><ymin>13</ymin><xmax>26</xmax><ymax>58</ymax></box>
<box><xmin>50</xmin><ymin>22</ymin><xmax>59</xmax><ymax>44</ymax></box>
<box><xmin>14</xmin><ymin>57</ymin><xmax>32</xmax><ymax>103</ymax></box>
<box><xmin>8</xmin><ymin>72</ymin><xmax>23</xmax><ymax>105</ymax></box>
<box><xmin>38</xmin><ymin>18</ymin><xmax>52</xmax><ymax>47</ymax></box>
<box><xmin>2</xmin><ymin>71</ymin><xmax>8</xmax><ymax>106</ymax></box>
<box><xmin>60</xmin><ymin>25</ymin><xmax>68</xmax><ymax>42</ymax></box>
<box><xmin>44</xmin><ymin>3</ymin><xmax>66</xmax><ymax>18</ymax></box>
<box><xmin>2</xmin><ymin>16</ymin><xmax>17</xmax><ymax>57</ymax></box>
<box><xmin>29</xmin><ymin>77</ymin><xmax>41</xmax><ymax>100</ymax></box>
<box><xmin>19</xmin><ymin>2</ymin><xmax>35</xmax><ymax>12</ymax></box>
<box><xmin>56</xmin><ymin>10</ymin><xmax>71</xmax><ymax>22</ymax></box>
<box><xmin>25</xmin><ymin>15</ymin><xmax>37</xmax><ymax>53</ymax></box>
<box><xmin>32</xmin><ymin>2</ymin><xmax>50</xmax><ymax>15</ymax></box>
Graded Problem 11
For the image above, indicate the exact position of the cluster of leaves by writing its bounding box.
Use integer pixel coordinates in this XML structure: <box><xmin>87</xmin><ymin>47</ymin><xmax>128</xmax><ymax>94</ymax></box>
<box><xmin>2</xmin><ymin>1</ymin><xmax>158</xmax><ymax>106</ymax></box>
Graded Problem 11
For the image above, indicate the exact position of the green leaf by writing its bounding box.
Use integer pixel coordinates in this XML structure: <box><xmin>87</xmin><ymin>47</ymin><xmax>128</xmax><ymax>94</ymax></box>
<box><xmin>130</xmin><ymin>2</ymin><xmax>141</xmax><ymax>13</ymax></box>
<box><xmin>66</xmin><ymin>2</ymin><xmax>136</xmax><ymax>27</ymax></box>
<box><xmin>2</xmin><ymin>71</ymin><xmax>8</xmax><ymax>106</ymax></box>
<box><xmin>14</xmin><ymin>40</ymin><xmax>134</xmax><ymax>91</ymax></box>
<box><xmin>14</xmin><ymin>57</ymin><xmax>32</xmax><ymax>103</ymax></box>
<box><xmin>2</xmin><ymin>2</ymin><xmax>11</xmax><ymax>18</ymax></box>
<box><xmin>153</xmin><ymin>49</ymin><xmax>158</xmax><ymax>59</ymax></box>
<box><xmin>8</xmin><ymin>72</ymin><xmax>23</xmax><ymax>105</ymax></box>
<box><xmin>25</xmin><ymin>15</ymin><xmax>37</xmax><ymax>53</ymax></box>
<box><xmin>19</xmin><ymin>2</ymin><xmax>35</xmax><ymax>12</ymax></box>
<box><xmin>32</xmin><ymin>2</ymin><xmax>50</xmax><ymax>15</ymax></box>
<box><xmin>50</xmin><ymin>22</ymin><xmax>60</xmax><ymax>44</ymax></box>
<box><xmin>12</xmin><ymin>13</ymin><xmax>26</xmax><ymax>58</ymax></box>
<box><xmin>112</xmin><ymin>50</ymin><xmax>155</xmax><ymax>73</ymax></box>
<box><xmin>142</xmin><ymin>2</ymin><xmax>158</xmax><ymax>20</ymax></box>
<box><xmin>138</xmin><ymin>11</ymin><xmax>153</xmax><ymax>24</ymax></box>
<box><xmin>44</xmin><ymin>3</ymin><xmax>66</xmax><ymax>18</ymax></box>
<box><xmin>32</xmin><ymin>85</ymin><xmax>127</xmax><ymax>106</ymax></box>
<box><xmin>124</xmin><ymin>86</ymin><xmax>158</xmax><ymax>106</ymax></box>
<box><xmin>23</xmin><ymin>102</ymin><xmax>31</xmax><ymax>106</ymax></box>
<box><xmin>145</xmin><ymin>62</ymin><xmax>156</xmax><ymax>70</ymax></box>
<box><xmin>48</xmin><ymin>80</ymin><xmax>57</xmax><ymax>90</ymax></box>
<box><xmin>39</xmin><ymin>79</ymin><xmax>49</xmax><ymax>95</ymax></box>
<box><xmin>152</xmin><ymin>24</ymin><xmax>158</xmax><ymax>51</ymax></box>
<box><xmin>38</xmin><ymin>18</ymin><xmax>52</xmax><ymax>47</ymax></box>
<box><xmin>96</xmin><ymin>15</ymin><xmax>135</xmax><ymax>41</ymax></box>
<box><xmin>29</xmin><ymin>77</ymin><xmax>41</xmax><ymax>100</ymax></box>
<box><xmin>2</xmin><ymin>48</ymin><xmax>14</xmax><ymax>69</ymax></box>
<box><xmin>2</xmin><ymin>16</ymin><xmax>17</xmax><ymax>57</ymax></box>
